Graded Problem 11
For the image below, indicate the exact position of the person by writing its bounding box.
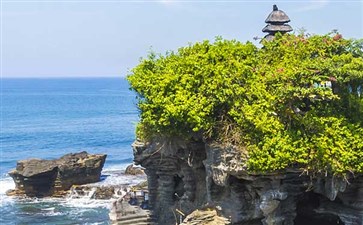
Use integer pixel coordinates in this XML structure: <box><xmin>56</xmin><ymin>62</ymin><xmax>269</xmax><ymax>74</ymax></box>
<box><xmin>140</xmin><ymin>192</ymin><xmax>149</xmax><ymax>209</ymax></box>
<box><xmin>128</xmin><ymin>191</ymin><xmax>138</xmax><ymax>205</ymax></box>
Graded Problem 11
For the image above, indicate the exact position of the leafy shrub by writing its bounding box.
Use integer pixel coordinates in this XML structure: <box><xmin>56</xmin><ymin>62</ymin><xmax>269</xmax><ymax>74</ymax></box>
<box><xmin>127</xmin><ymin>33</ymin><xmax>363</xmax><ymax>175</ymax></box>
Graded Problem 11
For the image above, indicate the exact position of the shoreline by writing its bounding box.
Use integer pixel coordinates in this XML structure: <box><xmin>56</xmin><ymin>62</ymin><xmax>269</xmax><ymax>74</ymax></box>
<box><xmin>0</xmin><ymin>167</ymin><xmax>147</xmax><ymax>225</ymax></box>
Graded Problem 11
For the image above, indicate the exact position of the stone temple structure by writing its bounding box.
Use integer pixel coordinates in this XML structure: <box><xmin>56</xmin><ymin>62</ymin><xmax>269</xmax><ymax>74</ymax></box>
<box><xmin>110</xmin><ymin>5</ymin><xmax>363</xmax><ymax>225</ymax></box>
<box><xmin>263</xmin><ymin>5</ymin><xmax>293</xmax><ymax>41</ymax></box>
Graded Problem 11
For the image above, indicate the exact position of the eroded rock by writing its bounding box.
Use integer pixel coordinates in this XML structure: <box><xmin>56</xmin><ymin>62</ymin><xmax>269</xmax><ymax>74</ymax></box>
<box><xmin>7</xmin><ymin>151</ymin><xmax>106</xmax><ymax>197</ymax></box>
<box><xmin>130</xmin><ymin>137</ymin><xmax>363</xmax><ymax>225</ymax></box>
<box><xmin>125</xmin><ymin>164</ymin><xmax>145</xmax><ymax>176</ymax></box>
<box><xmin>181</xmin><ymin>208</ymin><xmax>231</xmax><ymax>225</ymax></box>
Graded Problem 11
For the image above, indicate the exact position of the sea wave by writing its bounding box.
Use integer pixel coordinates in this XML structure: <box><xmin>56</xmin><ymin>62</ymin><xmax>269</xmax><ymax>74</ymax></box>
<box><xmin>0</xmin><ymin>178</ymin><xmax>15</xmax><ymax>207</ymax></box>
<box><xmin>0</xmin><ymin>178</ymin><xmax>15</xmax><ymax>195</ymax></box>
<box><xmin>0</xmin><ymin>169</ymin><xmax>145</xmax><ymax>207</ymax></box>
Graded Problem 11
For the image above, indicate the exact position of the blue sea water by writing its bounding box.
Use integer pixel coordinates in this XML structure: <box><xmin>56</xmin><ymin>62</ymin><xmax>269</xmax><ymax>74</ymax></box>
<box><xmin>0</xmin><ymin>78</ymin><xmax>142</xmax><ymax>224</ymax></box>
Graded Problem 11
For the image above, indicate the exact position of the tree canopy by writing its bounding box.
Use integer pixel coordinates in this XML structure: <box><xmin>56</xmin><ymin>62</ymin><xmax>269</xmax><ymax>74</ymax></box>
<box><xmin>127</xmin><ymin>32</ymin><xmax>363</xmax><ymax>175</ymax></box>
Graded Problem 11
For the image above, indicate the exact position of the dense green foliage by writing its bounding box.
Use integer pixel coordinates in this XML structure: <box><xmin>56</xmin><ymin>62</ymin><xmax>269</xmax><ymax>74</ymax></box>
<box><xmin>128</xmin><ymin>33</ymin><xmax>363</xmax><ymax>174</ymax></box>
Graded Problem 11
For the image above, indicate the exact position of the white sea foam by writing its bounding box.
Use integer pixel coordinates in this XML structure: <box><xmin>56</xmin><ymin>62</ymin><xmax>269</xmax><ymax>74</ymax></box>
<box><xmin>62</xmin><ymin>170</ymin><xmax>145</xmax><ymax>209</ymax></box>
<box><xmin>42</xmin><ymin>207</ymin><xmax>56</xmax><ymax>211</ymax></box>
<box><xmin>103</xmin><ymin>164</ymin><xmax>129</xmax><ymax>172</ymax></box>
<box><xmin>0</xmin><ymin>178</ymin><xmax>16</xmax><ymax>207</ymax></box>
<box><xmin>65</xmin><ymin>186</ymin><xmax>113</xmax><ymax>209</ymax></box>
<box><xmin>92</xmin><ymin>168</ymin><xmax>146</xmax><ymax>187</ymax></box>
<box><xmin>39</xmin><ymin>209</ymin><xmax>64</xmax><ymax>217</ymax></box>
<box><xmin>64</xmin><ymin>197</ymin><xmax>112</xmax><ymax>209</ymax></box>
<box><xmin>99</xmin><ymin>173</ymin><xmax>146</xmax><ymax>186</ymax></box>
<box><xmin>0</xmin><ymin>177</ymin><xmax>15</xmax><ymax>195</ymax></box>
<box><xmin>0</xmin><ymin>169</ymin><xmax>146</xmax><ymax>211</ymax></box>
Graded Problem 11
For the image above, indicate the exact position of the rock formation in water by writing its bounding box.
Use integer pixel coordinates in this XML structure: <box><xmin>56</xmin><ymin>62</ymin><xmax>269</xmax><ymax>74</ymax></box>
<box><xmin>7</xmin><ymin>151</ymin><xmax>106</xmax><ymax>197</ymax></box>
<box><xmin>129</xmin><ymin>138</ymin><xmax>363</xmax><ymax>225</ymax></box>
<box><xmin>125</xmin><ymin>164</ymin><xmax>146</xmax><ymax>176</ymax></box>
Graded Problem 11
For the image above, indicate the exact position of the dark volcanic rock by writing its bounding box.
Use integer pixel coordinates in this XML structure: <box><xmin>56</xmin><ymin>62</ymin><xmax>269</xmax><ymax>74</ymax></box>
<box><xmin>7</xmin><ymin>151</ymin><xmax>106</xmax><ymax>197</ymax></box>
<box><xmin>129</xmin><ymin>138</ymin><xmax>363</xmax><ymax>225</ymax></box>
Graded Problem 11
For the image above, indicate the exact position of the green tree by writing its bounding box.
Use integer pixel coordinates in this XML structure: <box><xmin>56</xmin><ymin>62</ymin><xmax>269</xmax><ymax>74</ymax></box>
<box><xmin>127</xmin><ymin>33</ymin><xmax>363</xmax><ymax>175</ymax></box>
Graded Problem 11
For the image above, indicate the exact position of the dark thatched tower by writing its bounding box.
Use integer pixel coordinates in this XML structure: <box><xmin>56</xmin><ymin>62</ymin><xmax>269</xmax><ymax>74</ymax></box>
<box><xmin>262</xmin><ymin>5</ymin><xmax>293</xmax><ymax>41</ymax></box>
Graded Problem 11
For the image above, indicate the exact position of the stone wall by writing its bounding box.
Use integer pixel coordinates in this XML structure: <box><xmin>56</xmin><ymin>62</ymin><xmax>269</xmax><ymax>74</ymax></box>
<box><xmin>132</xmin><ymin>137</ymin><xmax>363</xmax><ymax>225</ymax></box>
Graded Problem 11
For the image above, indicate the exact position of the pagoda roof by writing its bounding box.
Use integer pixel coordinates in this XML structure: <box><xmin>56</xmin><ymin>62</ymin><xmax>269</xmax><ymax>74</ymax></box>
<box><xmin>265</xmin><ymin>5</ymin><xmax>290</xmax><ymax>23</ymax></box>
<box><xmin>262</xmin><ymin>24</ymin><xmax>293</xmax><ymax>33</ymax></box>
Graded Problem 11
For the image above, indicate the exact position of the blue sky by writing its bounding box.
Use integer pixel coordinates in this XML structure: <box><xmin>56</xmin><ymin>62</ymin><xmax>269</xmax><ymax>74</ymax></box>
<box><xmin>1</xmin><ymin>0</ymin><xmax>362</xmax><ymax>78</ymax></box>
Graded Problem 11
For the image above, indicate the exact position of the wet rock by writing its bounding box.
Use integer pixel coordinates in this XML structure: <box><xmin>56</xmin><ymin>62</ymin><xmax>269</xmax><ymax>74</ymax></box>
<box><xmin>94</xmin><ymin>186</ymin><xmax>116</xmax><ymax>199</ymax></box>
<box><xmin>125</xmin><ymin>164</ymin><xmax>145</xmax><ymax>176</ymax></box>
<box><xmin>7</xmin><ymin>151</ymin><xmax>106</xmax><ymax>197</ymax></box>
<box><xmin>68</xmin><ymin>185</ymin><xmax>125</xmax><ymax>200</ymax></box>
<box><xmin>68</xmin><ymin>185</ymin><xmax>124</xmax><ymax>200</ymax></box>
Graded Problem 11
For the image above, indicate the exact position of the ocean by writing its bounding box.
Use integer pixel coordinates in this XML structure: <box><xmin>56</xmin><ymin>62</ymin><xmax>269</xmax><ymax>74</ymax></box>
<box><xmin>0</xmin><ymin>77</ymin><xmax>143</xmax><ymax>224</ymax></box>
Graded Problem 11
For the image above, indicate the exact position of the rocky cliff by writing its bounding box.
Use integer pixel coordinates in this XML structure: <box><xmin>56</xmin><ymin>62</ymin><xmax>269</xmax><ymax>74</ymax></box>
<box><xmin>7</xmin><ymin>151</ymin><xmax>106</xmax><ymax>197</ymax></box>
<box><xmin>132</xmin><ymin>137</ymin><xmax>363</xmax><ymax>225</ymax></box>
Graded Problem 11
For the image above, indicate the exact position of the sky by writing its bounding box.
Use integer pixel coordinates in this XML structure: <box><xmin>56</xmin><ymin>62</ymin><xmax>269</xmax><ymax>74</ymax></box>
<box><xmin>1</xmin><ymin>0</ymin><xmax>362</xmax><ymax>78</ymax></box>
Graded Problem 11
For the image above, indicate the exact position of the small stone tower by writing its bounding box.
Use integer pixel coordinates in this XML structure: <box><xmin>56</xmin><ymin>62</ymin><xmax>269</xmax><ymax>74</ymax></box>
<box><xmin>262</xmin><ymin>5</ymin><xmax>292</xmax><ymax>41</ymax></box>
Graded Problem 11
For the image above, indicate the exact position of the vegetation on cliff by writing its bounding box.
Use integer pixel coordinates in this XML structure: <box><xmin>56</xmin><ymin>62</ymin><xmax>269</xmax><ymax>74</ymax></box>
<box><xmin>127</xmin><ymin>32</ymin><xmax>363</xmax><ymax>175</ymax></box>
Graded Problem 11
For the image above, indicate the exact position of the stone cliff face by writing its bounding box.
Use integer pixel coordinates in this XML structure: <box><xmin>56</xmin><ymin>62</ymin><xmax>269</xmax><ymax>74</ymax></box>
<box><xmin>8</xmin><ymin>151</ymin><xmax>106</xmax><ymax>197</ymax></box>
<box><xmin>133</xmin><ymin>137</ymin><xmax>207</xmax><ymax>224</ymax></box>
<box><xmin>132</xmin><ymin>138</ymin><xmax>363</xmax><ymax>225</ymax></box>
